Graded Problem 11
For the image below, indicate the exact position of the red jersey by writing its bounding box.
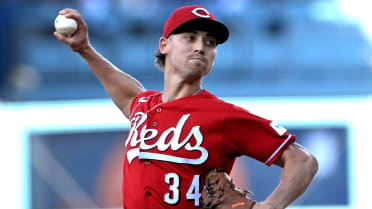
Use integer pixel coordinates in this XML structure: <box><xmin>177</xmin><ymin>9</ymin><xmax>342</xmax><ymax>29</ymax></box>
<box><xmin>122</xmin><ymin>90</ymin><xmax>295</xmax><ymax>209</ymax></box>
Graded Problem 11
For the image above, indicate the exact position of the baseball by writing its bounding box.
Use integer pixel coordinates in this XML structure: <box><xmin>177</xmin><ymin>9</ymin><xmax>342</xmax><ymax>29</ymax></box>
<box><xmin>54</xmin><ymin>14</ymin><xmax>78</xmax><ymax>36</ymax></box>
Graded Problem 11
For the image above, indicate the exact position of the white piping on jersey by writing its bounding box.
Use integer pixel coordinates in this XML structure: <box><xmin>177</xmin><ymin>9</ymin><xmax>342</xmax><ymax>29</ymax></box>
<box><xmin>129</xmin><ymin>92</ymin><xmax>162</xmax><ymax>119</ymax></box>
<box><xmin>264</xmin><ymin>134</ymin><xmax>292</xmax><ymax>165</ymax></box>
<box><xmin>130</xmin><ymin>88</ymin><xmax>203</xmax><ymax>120</ymax></box>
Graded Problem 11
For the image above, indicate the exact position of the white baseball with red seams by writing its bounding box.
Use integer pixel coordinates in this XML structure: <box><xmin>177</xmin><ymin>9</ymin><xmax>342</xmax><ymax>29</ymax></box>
<box><xmin>54</xmin><ymin>14</ymin><xmax>77</xmax><ymax>36</ymax></box>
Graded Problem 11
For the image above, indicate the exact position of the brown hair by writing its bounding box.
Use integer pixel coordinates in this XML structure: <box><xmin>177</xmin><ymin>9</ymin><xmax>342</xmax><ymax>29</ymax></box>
<box><xmin>154</xmin><ymin>49</ymin><xmax>165</xmax><ymax>71</ymax></box>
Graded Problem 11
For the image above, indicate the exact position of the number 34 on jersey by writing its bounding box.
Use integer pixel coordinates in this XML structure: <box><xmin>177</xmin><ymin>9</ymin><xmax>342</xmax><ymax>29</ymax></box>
<box><xmin>164</xmin><ymin>173</ymin><xmax>201</xmax><ymax>206</ymax></box>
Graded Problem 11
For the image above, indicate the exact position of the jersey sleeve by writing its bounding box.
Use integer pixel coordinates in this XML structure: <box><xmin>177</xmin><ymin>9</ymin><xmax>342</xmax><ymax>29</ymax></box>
<box><xmin>129</xmin><ymin>90</ymin><xmax>159</xmax><ymax>115</ymax></box>
<box><xmin>222</xmin><ymin>104</ymin><xmax>295</xmax><ymax>166</ymax></box>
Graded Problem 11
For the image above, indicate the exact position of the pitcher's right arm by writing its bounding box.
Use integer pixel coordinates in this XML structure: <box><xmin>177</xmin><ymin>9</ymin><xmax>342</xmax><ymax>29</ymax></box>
<box><xmin>54</xmin><ymin>8</ymin><xmax>145</xmax><ymax>118</ymax></box>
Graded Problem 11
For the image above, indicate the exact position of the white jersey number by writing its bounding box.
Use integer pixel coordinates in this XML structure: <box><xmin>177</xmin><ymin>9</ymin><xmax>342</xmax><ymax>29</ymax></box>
<box><xmin>186</xmin><ymin>174</ymin><xmax>201</xmax><ymax>206</ymax></box>
<box><xmin>164</xmin><ymin>173</ymin><xmax>180</xmax><ymax>204</ymax></box>
<box><xmin>164</xmin><ymin>173</ymin><xmax>201</xmax><ymax>206</ymax></box>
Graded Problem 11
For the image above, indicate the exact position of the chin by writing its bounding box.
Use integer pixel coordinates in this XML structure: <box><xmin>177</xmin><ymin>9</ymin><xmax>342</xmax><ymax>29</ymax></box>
<box><xmin>181</xmin><ymin>69</ymin><xmax>203</xmax><ymax>81</ymax></box>
<box><xmin>184</xmin><ymin>63</ymin><xmax>211</xmax><ymax>78</ymax></box>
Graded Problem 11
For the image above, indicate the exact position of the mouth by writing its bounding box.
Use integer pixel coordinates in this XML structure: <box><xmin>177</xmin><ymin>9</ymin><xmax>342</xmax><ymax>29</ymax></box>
<box><xmin>188</xmin><ymin>56</ymin><xmax>207</xmax><ymax>63</ymax></box>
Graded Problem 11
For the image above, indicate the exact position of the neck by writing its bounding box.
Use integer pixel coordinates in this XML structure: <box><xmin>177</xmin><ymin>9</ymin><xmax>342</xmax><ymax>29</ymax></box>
<box><xmin>162</xmin><ymin>82</ymin><xmax>203</xmax><ymax>103</ymax></box>
<box><xmin>162</xmin><ymin>64</ymin><xmax>205</xmax><ymax>102</ymax></box>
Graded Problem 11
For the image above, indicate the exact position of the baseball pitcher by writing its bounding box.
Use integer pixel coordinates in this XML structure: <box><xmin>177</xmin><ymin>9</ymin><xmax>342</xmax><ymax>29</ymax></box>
<box><xmin>54</xmin><ymin>5</ymin><xmax>318</xmax><ymax>209</ymax></box>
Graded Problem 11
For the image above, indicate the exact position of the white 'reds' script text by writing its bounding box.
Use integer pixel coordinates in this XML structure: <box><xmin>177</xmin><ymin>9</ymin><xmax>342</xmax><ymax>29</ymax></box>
<box><xmin>125</xmin><ymin>113</ymin><xmax>209</xmax><ymax>165</ymax></box>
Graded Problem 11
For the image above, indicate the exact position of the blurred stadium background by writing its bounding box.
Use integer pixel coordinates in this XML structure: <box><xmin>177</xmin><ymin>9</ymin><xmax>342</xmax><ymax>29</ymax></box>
<box><xmin>1</xmin><ymin>0</ymin><xmax>372</xmax><ymax>208</ymax></box>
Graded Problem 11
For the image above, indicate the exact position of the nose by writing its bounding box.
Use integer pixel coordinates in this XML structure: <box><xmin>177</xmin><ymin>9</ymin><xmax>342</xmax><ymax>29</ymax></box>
<box><xmin>193</xmin><ymin>38</ymin><xmax>205</xmax><ymax>55</ymax></box>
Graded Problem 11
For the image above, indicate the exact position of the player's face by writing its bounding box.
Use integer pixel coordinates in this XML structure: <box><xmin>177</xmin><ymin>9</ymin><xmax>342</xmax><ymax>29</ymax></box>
<box><xmin>161</xmin><ymin>31</ymin><xmax>217</xmax><ymax>80</ymax></box>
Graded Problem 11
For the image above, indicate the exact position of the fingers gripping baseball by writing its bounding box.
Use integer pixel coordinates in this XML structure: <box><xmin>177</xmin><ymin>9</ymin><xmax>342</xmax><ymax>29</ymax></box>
<box><xmin>54</xmin><ymin>8</ymin><xmax>91</xmax><ymax>53</ymax></box>
<box><xmin>201</xmin><ymin>169</ymin><xmax>256</xmax><ymax>209</ymax></box>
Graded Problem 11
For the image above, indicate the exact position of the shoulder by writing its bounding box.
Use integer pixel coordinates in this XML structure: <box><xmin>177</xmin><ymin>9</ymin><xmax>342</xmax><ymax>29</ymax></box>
<box><xmin>187</xmin><ymin>90</ymin><xmax>232</xmax><ymax>110</ymax></box>
<box><xmin>130</xmin><ymin>90</ymin><xmax>161</xmax><ymax>112</ymax></box>
<box><xmin>136</xmin><ymin>90</ymin><xmax>161</xmax><ymax>98</ymax></box>
<box><xmin>204</xmin><ymin>94</ymin><xmax>269</xmax><ymax>123</ymax></box>
<box><xmin>198</xmin><ymin>90</ymin><xmax>231</xmax><ymax>104</ymax></box>
<box><xmin>195</xmin><ymin>90</ymin><xmax>257</xmax><ymax>115</ymax></box>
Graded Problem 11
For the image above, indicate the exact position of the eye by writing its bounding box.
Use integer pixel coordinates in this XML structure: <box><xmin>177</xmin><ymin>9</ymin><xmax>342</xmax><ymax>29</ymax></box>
<box><xmin>184</xmin><ymin>34</ymin><xmax>195</xmax><ymax>41</ymax></box>
<box><xmin>205</xmin><ymin>38</ymin><xmax>216</xmax><ymax>47</ymax></box>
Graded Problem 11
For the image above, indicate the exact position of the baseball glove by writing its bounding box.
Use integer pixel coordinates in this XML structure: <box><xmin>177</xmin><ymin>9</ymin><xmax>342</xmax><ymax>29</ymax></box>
<box><xmin>201</xmin><ymin>168</ymin><xmax>256</xmax><ymax>209</ymax></box>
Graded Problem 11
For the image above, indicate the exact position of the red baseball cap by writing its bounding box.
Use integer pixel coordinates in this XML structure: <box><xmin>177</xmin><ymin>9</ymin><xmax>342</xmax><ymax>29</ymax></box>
<box><xmin>163</xmin><ymin>5</ymin><xmax>229</xmax><ymax>44</ymax></box>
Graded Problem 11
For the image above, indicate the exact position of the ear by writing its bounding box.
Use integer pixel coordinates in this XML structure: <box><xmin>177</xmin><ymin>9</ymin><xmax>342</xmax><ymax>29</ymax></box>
<box><xmin>159</xmin><ymin>37</ymin><xmax>168</xmax><ymax>54</ymax></box>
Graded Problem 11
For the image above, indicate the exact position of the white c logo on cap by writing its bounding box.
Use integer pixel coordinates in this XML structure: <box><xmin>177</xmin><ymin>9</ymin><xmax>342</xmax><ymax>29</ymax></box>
<box><xmin>191</xmin><ymin>8</ymin><xmax>210</xmax><ymax>18</ymax></box>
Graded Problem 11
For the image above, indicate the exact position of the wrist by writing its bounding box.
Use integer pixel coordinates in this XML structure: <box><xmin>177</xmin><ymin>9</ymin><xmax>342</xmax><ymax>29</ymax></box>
<box><xmin>76</xmin><ymin>43</ymin><xmax>99</xmax><ymax>61</ymax></box>
<box><xmin>78</xmin><ymin>43</ymin><xmax>95</xmax><ymax>58</ymax></box>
